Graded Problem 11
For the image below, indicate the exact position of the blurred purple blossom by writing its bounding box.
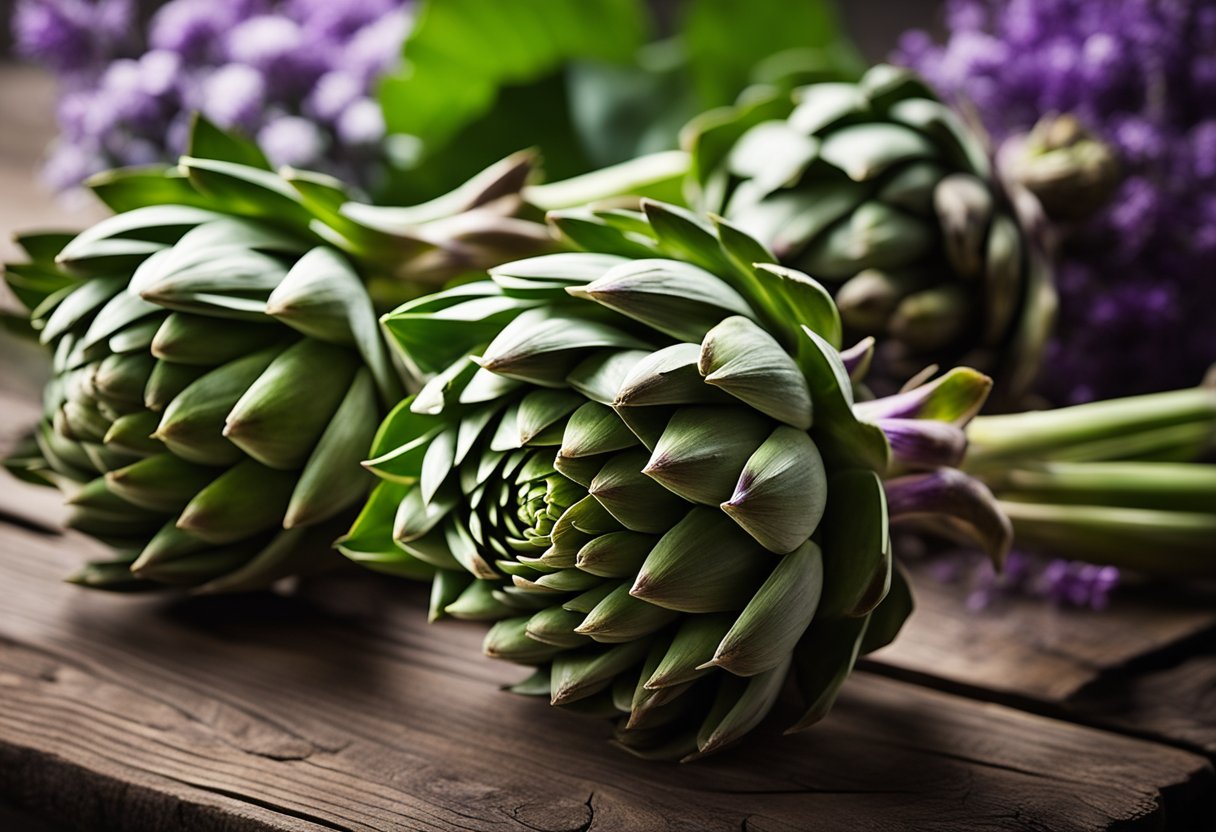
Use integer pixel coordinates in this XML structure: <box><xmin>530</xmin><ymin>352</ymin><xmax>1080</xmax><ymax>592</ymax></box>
<box><xmin>897</xmin><ymin>0</ymin><xmax>1216</xmax><ymax>406</ymax></box>
<box><xmin>929</xmin><ymin>548</ymin><xmax>1122</xmax><ymax>611</ymax></box>
<box><xmin>12</xmin><ymin>0</ymin><xmax>413</xmax><ymax>193</ymax></box>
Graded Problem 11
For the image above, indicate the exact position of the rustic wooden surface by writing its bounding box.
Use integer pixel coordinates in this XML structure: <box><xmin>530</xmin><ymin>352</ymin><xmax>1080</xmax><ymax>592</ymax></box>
<box><xmin>1</xmin><ymin>62</ymin><xmax>1215</xmax><ymax>831</ymax></box>
<box><xmin>877</xmin><ymin>561</ymin><xmax>1216</xmax><ymax>759</ymax></box>
<box><xmin>0</xmin><ymin>516</ymin><xmax>1213</xmax><ymax>832</ymax></box>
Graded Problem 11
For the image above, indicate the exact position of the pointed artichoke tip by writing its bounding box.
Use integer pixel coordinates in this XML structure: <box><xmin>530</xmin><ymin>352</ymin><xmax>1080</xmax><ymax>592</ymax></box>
<box><xmin>694</xmin><ymin>657</ymin><xmax>721</xmax><ymax>672</ymax></box>
<box><xmin>128</xmin><ymin>550</ymin><xmax>156</xmax><ymax>576</ymax></box>
<box><xmin>564</xmin><ymin>285</ymin><xmax>592</xmax><ymax>300</ymax></box>
<box><xmin>263</xmin><ymin>298</ymin><xmax>291</xmax><ymax>319</ymax></box>
<box><xmin>63</xmin><ymin>569</ymin><xmax>93</xmax><ymax>586</ymax></box>
<box><xmin>550</xmin><ymin>684</ymin><xmax>578</xmax><ymax>707</ymax></box>
<box><xmin>174</xmin><ymin>509</ymin><xmax>206</xmax><ymax>536</ymax></box>
<box><xmin>783</xmin><ymin>718</ymin><xmax>816</xmax><ymax>736</ymax></box>
<box><xmin>628</xmin><ymin>574</ymin><xmax>652</xmax><ymax>600</ymax></box>
<box><xmin>679</xmin><ymin>749</ymin><xmax>706</xmax><ymax>764</ymax></box>
<box><xmin>473</xmin><ymin>354</ymin><xmax>502</xmax><ymax>372</ymax></box>
<box><xmin>191</xmin><ymin>580</ymin><xmax>226</xmax><ymax>596</ymax></box>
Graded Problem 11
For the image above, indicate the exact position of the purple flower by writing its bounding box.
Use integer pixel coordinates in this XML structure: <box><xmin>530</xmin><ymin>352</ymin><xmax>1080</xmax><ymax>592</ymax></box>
<box><xmin>199</xmin><ymin>63</ymin><xmax>266</xmax><ymax>132</ymax></box>
<box><xmin>897</xmin><ymin>0</ymin><xmax>1216</xmax><ymax>405</ymax></box>
<box><xmin>335</xmin><ymin>98</ymin><xmax>386</xmax><ymax>147</ymax></box>
<box><xmin>13</xmin><ymin>0</ymin><xmax>134</xmax><ymax>73</ymax></box>
<box><xmin>942</xmin><ymin>548</ymin><xmax>1122</xmax><ymax>611</ymax></box>
<box><xmin>148</xmin><ymin>0</ymin><xmax>237</xmax><ymax>62</ymax></box>
<box><xmin>257</xmin><ymin>114</ymin><xmax>328</xmax><ymax>167</ymax></box>
<box><xmin>14</xmin><ymin>0</ymin><xmax>412</xmax><ymax>192</ymax></box>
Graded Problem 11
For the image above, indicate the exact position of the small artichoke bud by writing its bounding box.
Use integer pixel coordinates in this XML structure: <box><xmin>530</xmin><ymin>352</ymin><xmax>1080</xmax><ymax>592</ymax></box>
<box><xmin>934</xmin><ymin>173</ymin><xmax>994</xmax><ymax>279</ymax></box>
<box><xmin>998</xmin><ymin>113</ymin><xmax>1121</xmax><ymax>223</ymax></box>
<box><xmin>685</xmin><ymin>63</ymin><xmax>1047</xmax><ymax>403</ymax></box>
<box><xmin>889</xmin><ymin>285</ymin><xmax>971</xmax><ymax>353</ymax></box>
<box><xmin>835</xmin><ymin>269</ymin><xmax>917</xmax><ymax>334</ymax></box>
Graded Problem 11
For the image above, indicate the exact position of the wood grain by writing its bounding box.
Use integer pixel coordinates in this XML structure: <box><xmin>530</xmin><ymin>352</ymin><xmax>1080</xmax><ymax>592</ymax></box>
<box><xmin>878</xmin><ymin>559</ymin><xmax>1216</xmax><ymax>703</ymax></box>
<box><xmin>0</xmin><ymin>522</ymin><xmax>1211</xmax><ymax>832</ymax></box>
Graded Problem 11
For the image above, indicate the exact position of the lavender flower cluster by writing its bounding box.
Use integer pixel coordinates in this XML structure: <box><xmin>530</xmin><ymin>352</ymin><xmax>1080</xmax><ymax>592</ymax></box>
<box><xmin>13</xmin><ymin>0</ymin><xmax>411</xmax><ymax>193</ymax></box>
<box><xmin>898</xmin><ymin>0</ymin><xmax>1216</xmax><ymax>406</ymax></box>
<box><xmin>929</xmin><ymin>548</ymin><xmax>1121</xmax><ymax>611</ymax></box>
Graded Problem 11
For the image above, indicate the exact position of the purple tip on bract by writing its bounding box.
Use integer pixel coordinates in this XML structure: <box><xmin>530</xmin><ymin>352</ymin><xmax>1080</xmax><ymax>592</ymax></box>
<box><xmin>878</xmin><ymin>417</ymin><xmax>968</xmax><ymax>469</ymax></box>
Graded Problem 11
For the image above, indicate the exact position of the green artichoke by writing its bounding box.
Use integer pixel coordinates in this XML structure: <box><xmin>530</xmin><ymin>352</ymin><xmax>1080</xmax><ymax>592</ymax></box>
<box><xmin>345</xmin><ymin>199</ymin><xmax>1010</xmax><ymax>759</ymax></box>
<box><xmin>683</xmin><ymin>64</ymin><xmax>1055</xmax><ymax>401</ymax></box>
<box><xmin>2</xmin><ymin>119</ymin><xmax>556</xmax><ymax>593</ymax></box>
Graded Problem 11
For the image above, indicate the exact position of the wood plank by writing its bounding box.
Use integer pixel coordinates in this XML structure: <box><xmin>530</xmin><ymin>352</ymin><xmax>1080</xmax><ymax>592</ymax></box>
<box><xmin>0</xmin><ymin>521</ymin><xmax>1211</xmax><ymax>832</ymax></box>
<box><xmin>870</xmin><ymin>558</ymin><xmax>1216</xmax><ymax>758</ymax></box>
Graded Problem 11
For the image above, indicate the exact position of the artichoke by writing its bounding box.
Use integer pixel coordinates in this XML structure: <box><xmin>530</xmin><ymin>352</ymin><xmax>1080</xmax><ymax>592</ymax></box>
<box><xmin>346</xmin><ymin>200</ymin><xmax>1010</xmax><ymax>760</ymax></box>
<box><xmin>683</xmin><ymin>64</ymin><xmax>1055</xmax><ymax>400</ymax></box>
<box><xmin>2</xmin><ymin>118</ymin><xmax>556</xmax><ymax>593</ymax></box>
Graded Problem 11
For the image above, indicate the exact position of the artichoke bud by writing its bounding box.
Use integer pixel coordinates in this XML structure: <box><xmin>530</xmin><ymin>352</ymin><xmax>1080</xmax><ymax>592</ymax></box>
<box><xmin>835</xmin><ymin>269</ymin><xmax>919</xmax><ymax>335</ymax></box>
<box><xmin>934</xmin><ymin>173</ymin><xmax>994</xmax><ymax>278</ymax></box>
<box><xmin>687</xmin><ymin>64</ymin><xmax>1045</xmax><ymax>401</ymax></box>
<box><xmin>4</xmin><ymin>118</ymin><xmax>585</xmax><ymax>592</ymax></box>
<box><xmin>998</xmin><ymin>113</ymin><xmax>1121</xmax><ymax>223</ymax></box>
<box><xmin>889</xmin><ymin>285</ymin><xmax>971</xmax><ymax>352</ymax></box>
<box><xmin>352</xmin><ymin>203</ymin><xmax>1009</xmax><ymax>758</ymax></box>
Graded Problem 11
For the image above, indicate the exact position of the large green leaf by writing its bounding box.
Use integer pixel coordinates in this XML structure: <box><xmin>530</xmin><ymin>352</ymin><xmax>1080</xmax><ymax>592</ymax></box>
<box><xmin>378</xmin><ymin>0</ymin><xmax>647</xmax><ymax>198</ymax></box>
<box><xmin>376</xmin><ymin>0</ymin><xmax>860</xmax><ymax>201</ymax></box>
<box><xmin>680</xmin><ymin>0</ymin><xmax>863</xmax><ymax>106</ymax></box>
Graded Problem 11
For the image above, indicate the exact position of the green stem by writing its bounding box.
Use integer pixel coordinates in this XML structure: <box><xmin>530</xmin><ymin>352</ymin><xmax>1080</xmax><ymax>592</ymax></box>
<box><xmin>525</xmin><ymin>151</ymin><xmax>691</xmax><ymax>212</ymax></box>
<box><xmin>987</xmin><ymin>461</ymin><xmax>1216</xmax><ymax>512</ymax></box>
<box><xmin>999</xmin><ymin>500</ymin><xmax>1216</xmax><ymax>577</ymax></box>
<box><xmin>965</xmin><ymin>387</ymin><xmax>1216</xmax><ymax>466</ymax></box>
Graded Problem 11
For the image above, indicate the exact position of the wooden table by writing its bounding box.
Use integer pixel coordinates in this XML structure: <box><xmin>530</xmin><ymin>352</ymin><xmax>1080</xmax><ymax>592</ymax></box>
<box><xmin>1</xmin><ymin>64</ymin><xmax>1214</xmax><ymax>832</ymax></box>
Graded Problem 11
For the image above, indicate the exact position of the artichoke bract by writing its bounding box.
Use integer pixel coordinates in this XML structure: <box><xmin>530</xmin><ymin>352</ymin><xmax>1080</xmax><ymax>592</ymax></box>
<box><xmin>2</xmin><ymin>119</ymin><xmax>555</xmax><ymax>593</ymax></box>
<box><xmin>346</xmin><ymin>200</ymin><xmax>1010</xmax><ymax>760</ymax></box>
<box><xmin>683</xmin><ymin>64</ymin><xmax>1055</xmax><ymax>401</ymax></box>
